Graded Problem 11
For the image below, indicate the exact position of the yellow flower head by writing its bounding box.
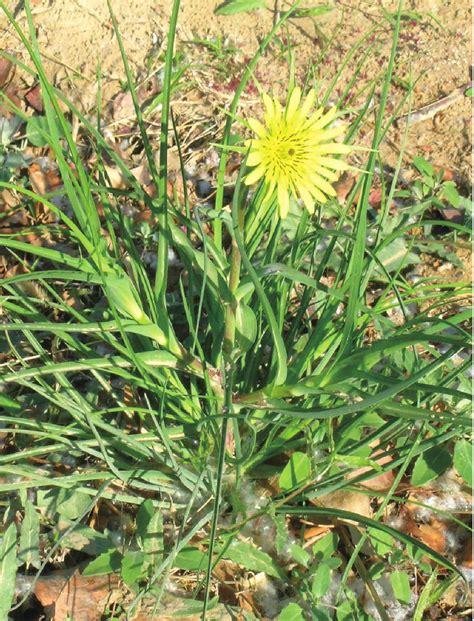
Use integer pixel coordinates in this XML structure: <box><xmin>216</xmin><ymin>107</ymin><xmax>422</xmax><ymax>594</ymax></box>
<box><xmin>244</xmin><ymin>87</ymin><xmax>352</xmax><ymax>218</ymax></box>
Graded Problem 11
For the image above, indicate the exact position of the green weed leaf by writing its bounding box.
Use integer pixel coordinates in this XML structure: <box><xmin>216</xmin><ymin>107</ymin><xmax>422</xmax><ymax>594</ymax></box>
<box><xmin>278</xmin><ymin>602</ymin><xmax>305</xmax><ymax>620</ymax></box>
<box><xmin>18</xmin><ymin>499</ymin><xmax>40</xmax><ymax>569</ymax></box>
<box><xmin>82</xmin><ymin>550</ymin><xmax>122</xmax><ymax>576</ymax></box>
<box><xmin>390</xmin><ymin>570</ymin><xmax>411</xmax><ymax>605</ymax></box>
<box><xmin>453</xmin><ymin>439</ymin><xmax>472</xmax><ymax>487</ymax></box>
<box><xmin>311</xmin><ymin>562</ymin><xmax>331</xmax><ymax>598</ymax></box>
<box><xmin>215</xmin><ymin>0</ymin><xmax>265</xmax><ymax>16</ymax></box>
<box><xmin>225</xmin><ymin>541</ymin><xmax>284</xmax><ymax>578</ymax></box>
<box><xmin>0</xmin><ymin>522</ymin><xmax>17</xmax><ymax>621</ymax></box>
<box><xmin>279</xmin><ymin>452</ymin><xmax>311</xmax><ymax>491</ymax></box>
<box><xmin>411</xmin><ymin>447</ymin><xmax>452</xmax><ymax>486</ymax></box>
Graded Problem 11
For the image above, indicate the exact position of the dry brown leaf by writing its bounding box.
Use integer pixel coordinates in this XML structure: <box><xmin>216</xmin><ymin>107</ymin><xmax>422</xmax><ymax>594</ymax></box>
<box><xmin>24</xmin><ymin>83</ymin><xmax>44</xmax><ymax>113</ymax></box>
<box><xmin>34</xmin><ymin>569</ymin><xmax>119</xmax><ymax>621</ymax></box>
<box><xmin>28</xmin><ymin>161</ymin><xmax>62</xmax><ymax>196</ymax></box>
<box><xmin>407</xmin><ymin>518</ymin><xmax>447</xmax><ymax>554</ymax></box>
<box><xmin>0</xmin><ymin>56</ymin><xmax>13</xmax><ymax>89</ymax></box>
<box><xmin>347</xmin><ymin>446</ymin><xmax>396</xmax><ymax>492</ymax></box>
<box><xmin>313</xmin><ymin>489</ymin><xmax>373</xmax><ymax>519</ymax></box>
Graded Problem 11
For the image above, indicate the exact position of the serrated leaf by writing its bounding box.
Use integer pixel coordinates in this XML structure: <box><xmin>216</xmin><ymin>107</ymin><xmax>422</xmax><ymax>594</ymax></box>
<box><xmin>390</xmin><ymin>570</ymin><xmax>411</xmax><ymax>605</ymax></box>
<box><xmin>311</xmin><ymin>562</ymin><xmax>331</xmax><ymax>598</ymax></box>
<box><xmin>59</xmin><ymin>522</ymin><xmax>114</xmax><ymax>556</ymax></box>
<box><xmin>136</xmin><ymin>499</ymin><xmax>163</xmax><ymax>565</ymax></box>
<box><xmin>454</xmin><ymin>439</ymin><xmax>472</xmax><ymax>487</ymax></box>
<box><xmin>376</xmin><ymin>237</ymin><xmax>419</xmax><ymax>274</ymax></box>
<box><xmin>215</xmin><ymin>0</ymin><xmax>265</xmax><ymax>16</ymax></box>
<box><xmin>225</xmin><ymin>541</ymin><xmax>284</xmax><ymax>579</ymax></box>
<box><xmin>413</xmin><ymin>156</ymin><xmax>434</xmax><ymax>179</ymax></box>
<box><xmin>278</xmin><ymin>602</ymin><xmax>305</xmax><ymax>621</ymax></box>
<box><xmin>279</xmin><ymin>452</ymin><xmax>311</xmax><ymax>491</ymax></box>
<box><xmin>121</xmin><ymin>550</ymin><xmax>146</xmax><ymax>588</ymax></box>
<box><xmin>292</xmin><ymin>5</ymin><xmax>333</xmax><ymax>18</ymax></box>
<box><xmin>18</xmin><ymin>500</ymin><xmax>40</xmax><ymax>569</ymax></box>
<box><xmin>411</xmin><ymin>447</ymin><xmax>452</xmax><ymax>486</ymax></box>
<box><xmin>0</xmin><ymin>522</ymin><xmax>17</xmax><ymax>621</ymax></box>
<box><xmin>82</xmin><ymin>550</ymin><xmax>122</xmax><ymax>576</ymax></box>
<box><xmin>274</xmin><ymin>515</ymin><xmax>288</xmax><ymax>556</ymax></box>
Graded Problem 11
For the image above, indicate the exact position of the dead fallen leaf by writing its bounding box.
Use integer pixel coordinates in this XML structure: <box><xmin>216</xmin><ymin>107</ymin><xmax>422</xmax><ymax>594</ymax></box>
<box><xmin>334</xmin><ymin>171</ymin><xmax>356</xmax><ymax>204</ymax></box>
<box><xmin>407</xmin><ymin>518</ymin><xmax>447</xmax><ymax>554</ymax></box>
<box><xmin>24</xmin><ymin>83</ymin><xmax>44</xmax><ymax>113</ymax></box>
<box><xmin>0</xmin><ymin>56</ymin><xmax>13</xmax><ymax>88</ymax></box>
<box><xmin>34</xmin><ymin>569</ymin><xmax>119</xmax><ymax>621</ymax></box>
<box><xmin>347</xmin><ymin>446</ymin><xmax>396</xmax><ymax>492</ymax></box>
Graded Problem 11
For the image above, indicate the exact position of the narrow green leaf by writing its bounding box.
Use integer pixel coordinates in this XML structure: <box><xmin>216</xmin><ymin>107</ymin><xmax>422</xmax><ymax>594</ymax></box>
<box><xmin>390</xmin><ymin>570</ymin><xmax>411</xmax><ymax>605</ymax></box>
<box><xmin>215</xmin><ymin>0</ymin><xmax>265</xmax><ymax>16</ymax></box>
<box><xmin>279</xmin><ymin>452</ymin><xmax>311</xmax><ymax>491</ymax></box>
<box><xmin>0</xmin><ymin>522</ymin><xmax>17</xmax><ymax>621</ymax></box>
<box><xmin>453</xmin><ymin>439</ymin><xmax>472</xmax><ymax>487</ymax></box>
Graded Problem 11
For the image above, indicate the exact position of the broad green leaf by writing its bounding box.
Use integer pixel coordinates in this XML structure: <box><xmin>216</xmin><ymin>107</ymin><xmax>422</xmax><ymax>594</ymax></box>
<box><xmin>279</xmin><ymin>452</ymin><xmax>311</xmax><ymax>491</ymax></box>
<box><xmin>174</xmin><ymin>546</ymin><xmax>208</xmax><ymax>571</ymax></box>
<box><xmin>136</xmin><ymin>499</ymin><xmax>163</xmax><ymax>565</ymax></box>
<box><xmin>367</xmin><ymin>527</ymin><xmax>393</xmax><ymax>556</ymax></box>
<box><xmin>59</xmin><ymin>523</ymin><xmax>114</xmax><ymax>556</ymax></box>
<box><xmin>311</xmin><ymin>562</ymin><xmax>331</xmax><ymax>598</ymax></box>
<box><xmin>441</xmin><ymin>182</ymin><xmax>460</xmax><ymax>208</ymax></box>
<box><xmin>278</xmin><ymin>602</ymin><xmax>305</xmax><ymax>621</ymax></box>
<box><xmin>0</xmin><ymin>523</ymin><xmax>17</xmax><ymax>621</ymax></box>
<box><xmin>121</xmin><ymin>550</ymin><xmax>146</xmax><ymax>588</ymax></box>
<box><xmin>18</xmin><ymin>499</ymin><xmax>40</xmax><ymax>569</ymax></box>
<box><xmin>413</xmin><ymin>156</ymin><xmax>435</xmax><ymax>179</ymax></box>
<box><xmin>312</xmin><ymin>532</ymin><xmax>339</xmax><ymax>560</ymax></box>
<box><xmin>453</xmin><ymin>439</ymin><xmax>472</xmax><ymax>487</ymax></box>
<box><xmin>289</xmin><ymin>543</ymin><xmax>310</xmax><ymax>567</ymax></box>
<box><xmin>390</xmin><ymin>570</ymin><xmax>411</xmax><ymax>605</ymax></box>
<box><xmin>235</xmin><ymin>302</ymin><xmax>257</xmax><ymax>353</ymax></box>
<box><xmin>225</xmin><ymin>541</ymin><xmax>284</xmax><ymax>579</ymax></box>
<box><xmin>375</xmin><ymin>237</ymin><xmax>419</xmax><ymax>274</ymax></box>
<box><xmin>411</xmin><ymin>447</ymin><xmax>452</xmax><ymax>486</ymax></box>
<box><xmin>215</xmin><ymin>0</ymin><xmax>265</xmax><ymax>16</ymax></box>
<box><xmin>82</xmin><ymin>550</ymin><xmax>122</xmax><ymax>576</ymax></box>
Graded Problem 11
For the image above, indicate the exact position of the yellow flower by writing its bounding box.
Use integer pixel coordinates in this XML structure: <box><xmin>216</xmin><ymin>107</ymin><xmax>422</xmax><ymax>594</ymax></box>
<box><xmin>244</xmin><ymin>87</ymin><xmax>352</xmax><ymax>218</ymax></box>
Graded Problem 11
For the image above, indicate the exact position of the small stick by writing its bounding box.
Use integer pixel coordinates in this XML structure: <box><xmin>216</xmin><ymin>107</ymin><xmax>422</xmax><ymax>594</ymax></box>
<box><xmin>395</xmin><ymin>82</ymin><xmax>471</xmax><ymax>126</ymax></box>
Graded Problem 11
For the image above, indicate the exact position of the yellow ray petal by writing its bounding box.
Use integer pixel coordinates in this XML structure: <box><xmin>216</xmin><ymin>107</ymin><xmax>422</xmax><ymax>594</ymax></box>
<box><xmin>308</xmin><ymin>184</ymin><xmax>328</xmax><ymax>203</ymax></box>
<box><xmin>247</xmin><ymin>150</ymin><xmax>263</xmax><ymax>166</ymax></box>
<box><xmin>285</xmin><ymin>87</ymin><xmax>302</xmax><ymax>123</ymax></box>
<box><xmin>317</xmin><ymin>156</ymin><xmax>349</xmax><ymax>171</ymax></box>
<box><xmin>298</xmin><ymin>185</ymin><xmax>315</xmax><ymax>214</ymax></box>
<box><xmin>248</xmin><ymin>117</ymin><xmax>266</xmax><ymax>137</ymax></box>
<box><xmin>313</xmin><ymin>165</ymin><xmax>338</xmax><ymax>181</ymax></box>
<box><xmin>310</xmin><ymin>106</ymin><xmax>338</xmax><ymax>130</ymax></box>
<box><xmin>313</xmin><ymin>142</ymin><xmax>352</xmax><ymax>154</ymax></box>
<box><xmin>312</xmin><ymin>174</ymin><xmax>337</xmax><ymax>197</ymax></box>
<box><xmin>278</xmin><ymin>178</ymin><xmax>290</xmax><ymax>218</ymax></box>
<box><xmin>262</xmin><ymin>92</ymin><xmax>275</xmax><ymax>126</ymax></box>
<box><xmin>262</xmin><ymin>179</ymin><xmax>276</xmax><ymax>204</ymax></box>
<box><xmin>300</xmin><ymin>89</ymin><xmax>316</xmax><ymax>119</ymax></box>
<box><xmin>244</xmin><ymin>163</ymin><xmax>266</xmax><ymax>185</ymax></box>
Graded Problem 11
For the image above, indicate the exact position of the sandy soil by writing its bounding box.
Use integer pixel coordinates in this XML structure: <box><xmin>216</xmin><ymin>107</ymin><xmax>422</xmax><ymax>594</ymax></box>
<box><xmin>0</xmin><ymin>0</ymin><xmax>471</xmax><ymax>181</ymax></box>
